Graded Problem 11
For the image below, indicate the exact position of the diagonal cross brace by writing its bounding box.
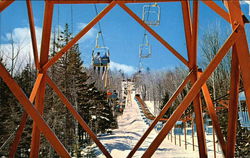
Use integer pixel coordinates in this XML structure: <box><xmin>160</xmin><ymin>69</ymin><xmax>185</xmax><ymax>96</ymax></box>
<box><xmin>141</xmin><ymin>25</ymin><xmax>242</xmax><ymax>157</ymax></box>
<box><xmin>118</xmin><ymin>2</ymin><xmax>189</xmax><ymax>67</ymax></box>
<box><xmin>199</xmin><ymin>73</ymin><xmax>227</xmax><ymax>156</ymax></box>
<box><xmin>46</xmin><ymin>75</ymin><xmax>112</xmax><ymax>158</ymax></box>
<box><xmin>0</xmin><ymin>63</ymin><xmax>71</xmax><ymax>157</ymax></box>
<box><xmin>127</xmin><ymin>70</ymin><xmax>193</xmax><ymax>158</ymax></box>
<box><xmin>9</xmin><ymin>73</ymin><xmax>44</xmax><ymax>157</ymax></box>
<box><xmin>42</xmin><ymin>1</ymin><xmax>117</xmax><ymax>71</ymax></box>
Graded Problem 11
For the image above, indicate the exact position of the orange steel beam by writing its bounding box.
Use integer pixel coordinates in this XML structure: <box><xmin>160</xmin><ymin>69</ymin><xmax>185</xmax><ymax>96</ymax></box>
<box><xmin>226</xmin><ymin>46</ymin><xmax>240</xmax><ymax>157</ymax></box>
<box><xmin>189</xmin><ymin>0</ymin><xmax>198</xmax><ymax>68</ymax></box>
<box><xmin>127</xmin><ymin>70</ymin><xmax>193</xmax><ymax>158</ymax></box>
<box><xmin>45</xmin><ymin>76</ymin><xmax>112</xmax><ymax>158</ymax></box>
<box><xmin>42</xmin><ymin>1</ymin><xmax>116</xmax><ymax>71</ymax></box>
<box><xmin>181</xmin><ymin>0</ymin><xmax>192</xmax><ymax>61</ymax></box>
<box><xmin>26</xmin><ymin>0</ymin><xmax>40</xmax><ymax>71</ymax></box>
<box><xmin>141</xmin><ymin>25</ymin><xmax>241</xmax><ymax>157</ymax></box>
<box><xmin>52</xmin><ymin>0</ymin><xmax>180</xmax><ymax>4</ymax></box>
<box><xmin>189</xmin><ymin>1</ymin><xmax>207</xmax><ymax>157</ymax></box>
<box><xmin>0</xmin><ymin>63</ymin><xmax>70</xmax><ymax>157</ymax></box>
<box><xmin>9</xmin><ymin>73</ymin><xmax>44</xmax><ymax>158</ymax></box>
<box><xmin>201</xmin><ymin>0</ymin><xmax>230</xmax><ymax>23</ymax></box>
<box><xmin>190</xmin><ymin>74</ymin><xmax>207</xmax><ymax>158</ymax></box>
<box><xmin>118</xmin><ymin>3</ymin><xmax>189</xmax><ymax>67</ymax></box>
<box><xmin>0</xmin><ymin>0</ymin><xmax>14</xmax><ymax>12</ymax></box>
<box><xmin>30</xmin><ymin>2</ymin><xmax>54</xmax><ymax>157</ymax></box>
<box><xmin>29</xmin><ymin>79</ymin><xmax>47</xmax><ymax>157</ymax></box>
<box><xmin>200</xmin><ymin>74</ymin><xmax>226</xmax><ymax>156</ymax></box>
<box><xmin>218</xmin><ymin>100</ymin><xmax>229</xmax><ymax>108</ymax></box>
<box><xmin>39</xmin><ymin>2</ymin><xmax>54</xmax><ymax>67</ymax></box>
<box><xmin>225</xmin><ymin>1</ymin><xmax>250</xmax><ymax>119</ymax></box>
<box><xmin>9</xmin><ymin>113</ymin><xmax>28</xmax><ymax>158</ymax></box>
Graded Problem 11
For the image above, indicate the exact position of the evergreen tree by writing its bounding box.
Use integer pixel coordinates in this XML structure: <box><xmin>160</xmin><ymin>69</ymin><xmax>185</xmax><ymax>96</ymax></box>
<box><xmin>42</xmin><ymin>23</ymin><xmax>116</xmax><ymax>156</ymax></box>
<box><xmin>0</xmin><ymin>59</ymin><xmax>14</xmax><ymax>156</ymax></box>
<box><xmin>160</xmin><ymin>92</ymin><xmax>171</xmax><ymax>118</ymax></box>
<box><xmin>15</xmin><ymin>64</ymin><xmax>36</xmax><ymax>157</ymax></box>
<box><xmin>0</xmin><ymin>23</ymin><xmax>117</xmax><ymax>157</ymax></box>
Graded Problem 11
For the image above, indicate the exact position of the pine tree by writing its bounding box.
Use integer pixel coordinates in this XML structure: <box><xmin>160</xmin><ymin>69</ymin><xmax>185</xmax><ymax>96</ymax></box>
<box><xmin>15</xmin><ymin>64</ymin><xmax>36</xmax><ymax>157</ymax></box>
<box><xmin>160</xmin><ymin>92</ymin><xmax>170</xmax><ymax>118</ymax></box>
<box><xmin>0</xmin><ymin>59</ymin><xmax>13</xmax><ymax>156</ymax></box>
<box><xmin>42</xmin><ymin>24</ymin><xmax>116</xmax><ymax>156</ymax></box>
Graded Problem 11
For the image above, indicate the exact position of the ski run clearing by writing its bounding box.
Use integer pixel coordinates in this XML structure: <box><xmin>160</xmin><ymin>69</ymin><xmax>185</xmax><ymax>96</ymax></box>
<box><xmin>92</xmin><ymin>90</ymin><xmax>223</xmax><ymax>158</ymax></box>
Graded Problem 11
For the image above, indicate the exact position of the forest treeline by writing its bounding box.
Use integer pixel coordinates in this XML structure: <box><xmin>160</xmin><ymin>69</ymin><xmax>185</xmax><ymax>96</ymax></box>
<box><xmin>0</xmin><ymin>24</ymin><xmax>120</xmax><ymax>157</ymax></box>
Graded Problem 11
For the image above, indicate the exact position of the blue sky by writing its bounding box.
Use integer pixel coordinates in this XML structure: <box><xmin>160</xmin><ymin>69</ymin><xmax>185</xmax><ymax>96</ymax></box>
<box><xmin>0</xmin><ymin>1</ymin><xmax>249</xmax><ymax>74</ymax></box>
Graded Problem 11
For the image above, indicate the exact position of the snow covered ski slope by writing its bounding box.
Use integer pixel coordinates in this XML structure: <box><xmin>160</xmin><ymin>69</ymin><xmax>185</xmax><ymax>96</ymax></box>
<box><xmin>95</xmin><ymin>90</ymin><xmax>206</xmax><ymax>158</ymax></box>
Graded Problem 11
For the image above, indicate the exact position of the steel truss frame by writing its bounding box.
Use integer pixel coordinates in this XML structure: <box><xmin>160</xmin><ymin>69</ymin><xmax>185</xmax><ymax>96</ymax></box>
<box><xmin>0</xmin><ymin>0</ymin><xmax>249</xmax><ymax>157</ymax></box>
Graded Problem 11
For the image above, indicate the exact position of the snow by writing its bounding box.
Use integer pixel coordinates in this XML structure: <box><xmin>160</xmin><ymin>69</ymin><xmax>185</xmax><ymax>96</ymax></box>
<box><xmin>93</xmin><ymin>84</ymin><xmax>223</xmax><ymax>157</ymax></box>
<box><xmin>145</xmin><ymin>101</ymin><xmax>156</xmax><ymax>116</ymax></box>
<box><xmin>100</xmin><ymin>116</ymin><xmax>110</xmax><ymax>121</ymax></box>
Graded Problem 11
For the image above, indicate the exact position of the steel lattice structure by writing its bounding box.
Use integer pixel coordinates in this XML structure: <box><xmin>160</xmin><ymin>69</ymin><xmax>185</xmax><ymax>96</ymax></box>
<box><xmin>0</xmin><ymin>0</ymin><xmax>250</xmax><ymax>157</ymax></box>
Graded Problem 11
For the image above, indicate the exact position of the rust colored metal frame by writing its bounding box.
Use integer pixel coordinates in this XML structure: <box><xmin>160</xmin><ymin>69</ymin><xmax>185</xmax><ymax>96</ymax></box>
<box><xmin>118</xmin><ymin>2</ymin><xmax>189</xmax><ymax>67</ymax></box>
<box><xmin>199</xmin><ymin>72</ymin><xmax>226</xmax><ymax>156</ymax></box>
<box><xmin>181</xmin><ymin>0</ymin><xmax>192</xmax><ymax>60</ymax></box>
<box><xmin>189</xmin><ymin>1</ymin><xmax>207</xmax><ymax>157</ymax></box>
<box><xmin>201</xmin><ymin>0</ymin><xmax>230</xmax><ymax>23</ymax></box>
<box><xmin>128</xmin><ymin>70</ymin><xmax>193</xmax><ymax>158</ymax></box>
<box><xmin>0</xmin><ymin>0</ymin><xmax>249</xmax><ymax>157</ymax></box>
<box><xmin>225</xmin><ymin>1</ymin><xmax>250</xmax><ymax>156</ymax></box>
<box><xmin>9</xmin><ymin>73</ymin><xmax>44</xmax><ymax>157</ymax></box>
<box><xmin>29</xmin><ymin>2</ymin><xmax>54</xmax><ymax>157</ymax></box>
<box><xmin>0</xmin><ymin>0</ymin><xmax>14</xmax><ymax>12</ymax></box>
<box><xmin>0</xmin><ymin>63</ymin><xmax>70</xmax><ymax>157</ymax></box>
<box><xmin>5</xmin><ymin>1</ymin><xmax>115</xmax><ymax>157</ymax></box>
<box><xmin>141</xmin><ymin>25</ymin><xmax>242</xmax><ymax>157</ymax></box>
<box><xmin>26</xmin><ymin>0</ymin><xmax>40</xmax><ymax>71</ymax></box>
<box><xmin>43</xmin><ymin>1</ymin><xmax>117</xmax><ymax>71</ymax></box>
<box><xmin>8</xmin><ymin>2</ymin><xmax>43</xmax><ymax>155</ymax></box>
<box><xmin>226</xmin><ymin>46</ymin><xmax>240</xmax><ymax>158</ymax></box>
<box><xmin>52</xmin><ymin>0</ymin><xmax>180</xmax><ymax>4</ymax></box>
<box><xmin>46</xmin><ymin>76</ymin><xmax>112</xmax><ymax>158</ymax></box>
<box><xmin>225</xmin><ymin>0</ymin><xmax>250</xmax><ymax>119</ymax></box>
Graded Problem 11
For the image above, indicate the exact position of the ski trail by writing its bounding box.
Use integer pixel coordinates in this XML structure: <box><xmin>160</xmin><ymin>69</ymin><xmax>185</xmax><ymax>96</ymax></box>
<box><xmin>96</xmin><ymin>90</ymin><xmax>200</xmax><ymax>158</ymax></box>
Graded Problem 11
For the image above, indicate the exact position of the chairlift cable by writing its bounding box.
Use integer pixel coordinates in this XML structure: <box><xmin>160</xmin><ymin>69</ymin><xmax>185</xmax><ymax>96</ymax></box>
<box><xmin>138</xmin><ymin>3</ymin><xmax>152</xmax><ymax>71</ymax></box>
<box><xmin>142</xmin><ymin>3</ymin><xmax>152</xmax><ymax>45</ymax></box>
<box><xmin>71</xmin><ymin>4</ymin><xmax>74</xmax><ymax>34</ymax></box>
<box><xmin>94</xmin><ymin>4</ymin><xmax>106</xmax><ymax>47</ymax></box>
<box><xmin>57</xmin><ymin>4</ymin><xmax>60</xmax><ymax>42</ymax></box>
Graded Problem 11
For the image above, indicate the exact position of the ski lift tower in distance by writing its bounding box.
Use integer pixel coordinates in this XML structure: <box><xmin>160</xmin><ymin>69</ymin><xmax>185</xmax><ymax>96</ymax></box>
<box><xmin>142</xmin><ymin>3</ymin><xmax>160</xmax><ymax>26</ymax></box>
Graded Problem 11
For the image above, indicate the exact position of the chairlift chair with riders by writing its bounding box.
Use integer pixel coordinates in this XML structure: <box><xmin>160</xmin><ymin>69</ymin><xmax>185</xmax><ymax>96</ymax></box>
<box><xmin>139</xmin><ymin>33</ymin><xmax>152</xmax><ymax>58</ymax></box>
<box><xmin>92</xmin><ymin>47</ymin><xmax>110</xmax><ymax>66</ymax></box>
<box><xmin>92</xmin><ymin>31</ymin><xmax>111</xmax><ymax>89</ymax></box>
<box><xmin>92</xmin><ymin>31</ymin><xmax>110</xmax><ymax>67</ymax></box>
<box><xmin>142</xmin><ymin>3</ymin><xmax>161</xmax><ymax>26</ymax></box>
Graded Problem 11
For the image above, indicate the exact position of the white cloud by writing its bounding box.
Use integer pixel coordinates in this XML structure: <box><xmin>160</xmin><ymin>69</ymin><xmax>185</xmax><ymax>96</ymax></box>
<box><xmin>110</xmin><ymin>61</ymin><xmax>136</xmax><ymax>75</ymax></box>
<box><xmin>77</xmin><ymin>23</ymin><xmax>97</xmax><ymax>43</ymax></box>
<box><xmin>0</xmin><ymin>26</ymin><xmax>42</xmax><ymax>74</ymax></box>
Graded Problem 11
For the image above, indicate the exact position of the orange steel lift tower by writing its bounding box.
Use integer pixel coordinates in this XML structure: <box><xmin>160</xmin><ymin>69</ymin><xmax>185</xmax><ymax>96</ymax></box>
<box><xmin>0</xmin><ymin>0</ymin><xmax>250</xmax><ymax>157</ymax></box>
